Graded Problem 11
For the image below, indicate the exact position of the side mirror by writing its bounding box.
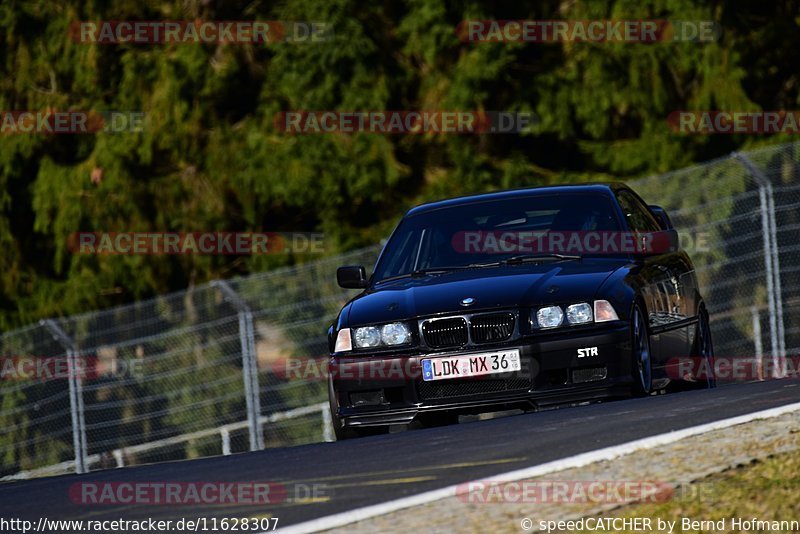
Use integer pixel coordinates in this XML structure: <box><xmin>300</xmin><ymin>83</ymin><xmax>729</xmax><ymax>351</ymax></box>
<box><xmin>659</xmin><ymin>228</ymin><xmax>680</xmax><ymax>253</ymax></box>
<box><xmin>337</xmin><ymin>265</ymin><xmax>368</xmax><ymax>289</ymax></box>
<box><xmin>648</xmin><ymin>205</ymin><xmax>674</xmax><ymax>230</ymax></box>
<box><xmin>638</xmin><ymin>228</ymin><xmax>680</xmax><ymax>255</ymax></box>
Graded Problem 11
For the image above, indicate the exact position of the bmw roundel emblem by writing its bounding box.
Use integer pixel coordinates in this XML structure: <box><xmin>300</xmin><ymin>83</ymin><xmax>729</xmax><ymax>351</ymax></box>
<box><xmin>460</xmin><ymin>297</ymin><xmax>475</xmax><ymax>306</ymax></box>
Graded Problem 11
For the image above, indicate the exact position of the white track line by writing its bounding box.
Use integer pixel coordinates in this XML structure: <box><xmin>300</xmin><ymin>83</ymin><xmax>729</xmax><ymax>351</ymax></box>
<box><xmin>276</xmin><ymin>400</ymin><xmax>800</xmax><ymax>534</ymax></box>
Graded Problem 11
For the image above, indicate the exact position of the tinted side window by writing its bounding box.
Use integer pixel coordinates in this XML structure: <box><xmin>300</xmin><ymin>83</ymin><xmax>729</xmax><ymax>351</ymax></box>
<box><xmin>616</xmin><ymin>190</ymin><xmax>661</xmax><ymax>232</ymax></box>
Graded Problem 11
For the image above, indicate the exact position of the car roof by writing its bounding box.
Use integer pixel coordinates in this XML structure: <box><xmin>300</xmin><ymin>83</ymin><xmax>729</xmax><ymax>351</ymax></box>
<box><xmin>405</xmin><ymin>182</ymin><xmax>628</xmax><ymax>217</ymax></box>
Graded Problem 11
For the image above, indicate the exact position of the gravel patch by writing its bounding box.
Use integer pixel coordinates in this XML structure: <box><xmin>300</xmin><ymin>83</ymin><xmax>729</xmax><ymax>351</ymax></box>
<box><xmin>328</xmin><ymin>408</ymin><xmax>800</xmax><ymax>533</ymax></box>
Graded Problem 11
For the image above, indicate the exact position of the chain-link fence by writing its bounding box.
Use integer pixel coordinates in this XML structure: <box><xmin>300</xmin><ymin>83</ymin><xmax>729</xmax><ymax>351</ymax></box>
<box><xmin>0</xmin><ymin>247</ymin><xmax>381</xmax><ymax>479</ymax></box>
<box><xmin>631</xmin><ymin>144</ymin><xmax>798</xmax><ymax>365</ymax></box>
<box><xmin>2</xmin><ymin>142</ymin><xmax>799</xmax><ymax>480</ymax></box>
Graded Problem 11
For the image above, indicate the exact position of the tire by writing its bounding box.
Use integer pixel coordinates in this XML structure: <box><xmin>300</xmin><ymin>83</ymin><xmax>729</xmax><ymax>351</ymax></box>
<box><xmin>631</xmin><ymin>302</ymin><xmax>653</xmax><ymax>397</ymax></box>
<box><xmin>328</xmin><ymin>377</ymin><xmax>389</xmax><ymax>440</ymax></box>
<box><xmin>690</xmin><ymin>305</ymin><xmax>716</xmax><ymax>389</ymax></box>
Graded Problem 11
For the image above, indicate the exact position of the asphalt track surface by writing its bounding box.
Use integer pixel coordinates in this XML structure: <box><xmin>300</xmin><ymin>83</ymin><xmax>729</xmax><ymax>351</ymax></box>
<box><xmin>3</xmin><ymin>380</ymin><xmax>800</xmax><ymax>529</ymax></box>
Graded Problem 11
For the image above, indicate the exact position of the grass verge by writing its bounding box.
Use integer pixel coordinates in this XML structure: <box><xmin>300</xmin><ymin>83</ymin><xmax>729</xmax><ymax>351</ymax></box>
<box><xmin>575</xmin><ymin>443</ymin><xmax>800</xmax><ymax>533</ymax></box>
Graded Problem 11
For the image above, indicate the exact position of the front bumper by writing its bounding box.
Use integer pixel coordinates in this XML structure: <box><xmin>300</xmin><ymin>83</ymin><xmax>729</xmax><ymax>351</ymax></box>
<box><xmin>330</xmin><ymin>322</ymin><xmax>632</xmax><ymax>427</ymax></box>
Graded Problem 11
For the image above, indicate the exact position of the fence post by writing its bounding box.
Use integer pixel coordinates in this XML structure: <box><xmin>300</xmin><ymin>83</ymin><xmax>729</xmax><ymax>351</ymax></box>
<box><xmin>220</xmin><ymin>427</ymin><xmax>231</xmax><ymax>456</ymax></box>
<box><xmin>766</xmin><ymin>180</ymin><xmax>786</xmax><ymax>364</ymax></box>
<box><xmin>212</xmin><ymin>281</ymin><xmax>265</xmax><ymax>451</ymax></box>
<box><xmin>41</xmin><ymin>319</ymin><xmax>88</xmax><ymax>474</ymax></box>
<box><xmin>112</xmin><ymin>449</ymin><xmax>124</xmax><ymax>468</ymax></box>
<box><xmin>322</xmin><ymin>407</ymin><xmax>334</xmax><ymax>442</ymax></box>
<box><xmin>733</xmin><ymin>153</ymin><xmax>785</xmax><ymax>377</ymax></box>
<box><xmin>751</xmin><ymin>306</ymin><xmax>763</xmax><ymax>380</ymax></box>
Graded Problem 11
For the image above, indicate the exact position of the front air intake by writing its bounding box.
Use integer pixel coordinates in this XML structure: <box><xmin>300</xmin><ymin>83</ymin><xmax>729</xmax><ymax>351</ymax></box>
<box><xmin>470</xmin><ymin>313</ymin><xmax>515</xmax><ymax>343</ymax></box>
<box><xmin>422</xmin><ymin>317</ymin><xmax>468</xmax><ymax>348</ymax></box>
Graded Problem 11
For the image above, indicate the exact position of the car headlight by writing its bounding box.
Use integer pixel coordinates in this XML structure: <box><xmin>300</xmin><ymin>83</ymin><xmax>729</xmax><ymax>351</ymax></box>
<box><xmin>533</xmin><ymin>300</ymin><xmax>618</xmax><ymax>329</ymax></box>
<box><xmin>354</xmin><ymin>326</ymin><xmax>381</xmax><ymax>348</ymax></box>
<box><xmin>566</xmin><ymin>303</ymin><xmax>593</xmax><ymax>325</ymax></box>
<box><xmin>381</xmin><ymin>322</ymin><xmax>411</xmax><ymax>345</ymax></box>
<box><xmin>536</xmin><ymin>306</ymin><xmax>564</xmax><ymax>328</ymax></box>
<box><xmin>334</xmin><ymin>328</ymin><xmax>352</xmax><ymax>352</ymax></box>
<box><xmin>594</xmin><ymin>300</ymin><xmax>619</xmax><ymax>322</ymax></box>
<box><xmin>351</xmin><ymin>323</ymin><xmax>412</xmax><ymax>349</ymax></box>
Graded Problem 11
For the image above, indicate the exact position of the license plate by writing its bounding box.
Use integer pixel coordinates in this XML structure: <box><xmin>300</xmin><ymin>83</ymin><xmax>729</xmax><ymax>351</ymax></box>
<box><xmin>421</xmin><ymin>349</ymin><xmax>521</xmax><ymax>382</ymax></box>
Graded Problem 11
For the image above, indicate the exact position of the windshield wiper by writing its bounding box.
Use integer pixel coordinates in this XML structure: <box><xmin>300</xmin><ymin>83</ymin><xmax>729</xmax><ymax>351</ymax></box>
<box><xmin>376</xmin><ymin>256</ymin><xmax>578</xmax><ymax>284</ymax></box>
<box><xmin>376</xmin><ymin>266</ymin><xmax>470</xmax><ymax>283</ymax></box>
<box><xmin>502</xmin><ymin>253</ymin><xmax>581</xmax><ymax>265</ymax></box>
<box><xmin>376</xmin><ymin>262</ymin><xmax>506</xmax><ymax>284</ymax></box>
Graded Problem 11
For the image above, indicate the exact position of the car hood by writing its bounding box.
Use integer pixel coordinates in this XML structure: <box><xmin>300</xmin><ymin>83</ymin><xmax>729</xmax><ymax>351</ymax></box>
<box><xmin>345</xmin><ymin>259</ymin><xmax>629</xmax><ymax>326</ymax></box>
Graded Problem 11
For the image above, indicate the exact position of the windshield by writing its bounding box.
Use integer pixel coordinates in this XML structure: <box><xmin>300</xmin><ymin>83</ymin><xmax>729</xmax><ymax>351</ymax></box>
<box><xmin>373</xmin><ymin>192</ymin><xmax>622</xmax><ymax>282</ymax></box>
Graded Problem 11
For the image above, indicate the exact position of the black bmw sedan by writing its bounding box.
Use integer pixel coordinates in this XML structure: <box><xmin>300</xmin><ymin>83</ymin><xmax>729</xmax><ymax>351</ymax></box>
<box><xmin>327</xmin><ymin>183</ymin><xmax>715</xmax><ymax>439</ymax></box>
